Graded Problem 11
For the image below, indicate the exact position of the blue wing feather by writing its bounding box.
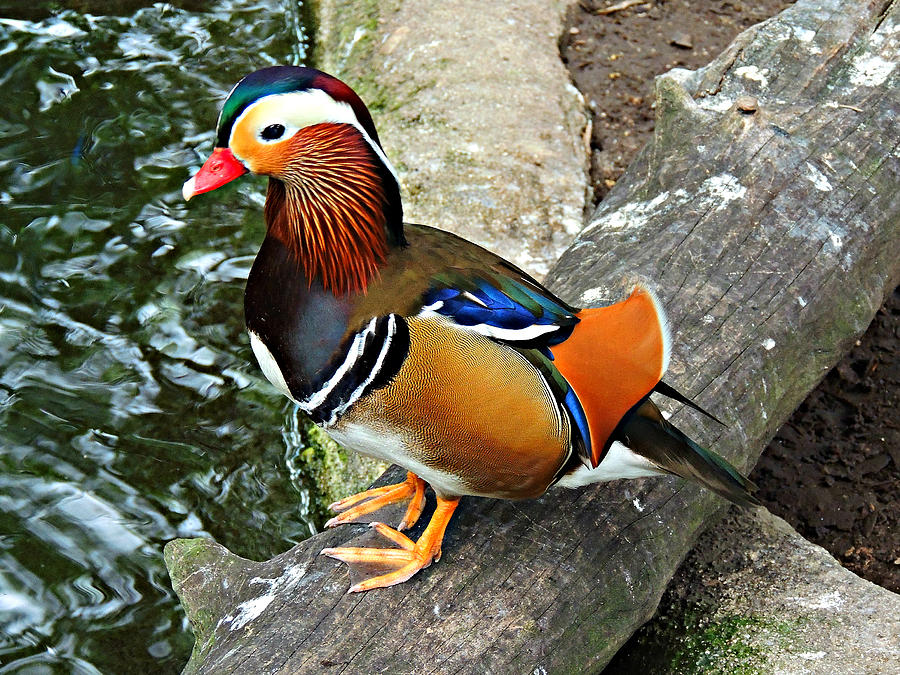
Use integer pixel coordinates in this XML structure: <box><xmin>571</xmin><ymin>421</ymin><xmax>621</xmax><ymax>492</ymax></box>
<box><xmin>563</xmin><ymin>387</ymin><xmax>591</xmax><ymax>458</ymax></box>
<box><xmin>422</xmin><ymin>274</ymin><xmax>577</xmax><ymax>338</ymax></box>
<box><xmin>514</xmin><ymin>344</ymin><xmax>593</xmax><ymax>464</ymax></box>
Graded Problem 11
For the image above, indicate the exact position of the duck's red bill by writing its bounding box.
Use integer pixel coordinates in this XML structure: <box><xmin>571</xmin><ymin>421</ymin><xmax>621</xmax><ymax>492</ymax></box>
<box><xmin>182</xmin><ymin>147</ymin><xmax>248</xmax><ymax>201</ymax></box>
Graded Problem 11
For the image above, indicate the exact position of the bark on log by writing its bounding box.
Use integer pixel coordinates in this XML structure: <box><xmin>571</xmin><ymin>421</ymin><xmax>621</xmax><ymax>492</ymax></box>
<box><xmin>164</xmin><ymin>0</ymin><xmax>900</xmax><ymax>672</ymax></box>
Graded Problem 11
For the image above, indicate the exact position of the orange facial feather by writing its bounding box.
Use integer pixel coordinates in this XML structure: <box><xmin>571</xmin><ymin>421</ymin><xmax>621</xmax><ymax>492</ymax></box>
<box><xmin>263</xmin><ymin>123</ymin><xmax>390</xmax><ymax>295</ymax></box>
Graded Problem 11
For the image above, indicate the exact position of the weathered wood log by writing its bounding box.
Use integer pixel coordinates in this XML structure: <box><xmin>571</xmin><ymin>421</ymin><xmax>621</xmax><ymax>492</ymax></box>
<box><xmin>164</xmin><ymin>0</ymin><xmax>900</xmax><ymax>672</ymax></box>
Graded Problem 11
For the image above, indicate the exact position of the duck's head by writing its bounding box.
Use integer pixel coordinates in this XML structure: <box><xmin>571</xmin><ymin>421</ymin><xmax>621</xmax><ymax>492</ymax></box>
<box><xmin>183</xmin><ymin>66</ymin><xmax>404</xmax><ymax>294</ymax></box>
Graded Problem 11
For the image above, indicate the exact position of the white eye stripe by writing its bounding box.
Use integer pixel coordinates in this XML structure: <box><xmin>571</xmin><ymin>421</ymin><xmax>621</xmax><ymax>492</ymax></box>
<box><xmin>228</xmin><ymin>89</ymin><xmax>399</xmax><ymax>182</ymax></box>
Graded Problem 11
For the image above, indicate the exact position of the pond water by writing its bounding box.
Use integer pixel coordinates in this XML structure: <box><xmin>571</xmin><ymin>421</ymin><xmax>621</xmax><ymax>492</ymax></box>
<box><xmin>0</xmin><ymin>2</ymin><xmax>322</xmax><ymax>672</ymax></box>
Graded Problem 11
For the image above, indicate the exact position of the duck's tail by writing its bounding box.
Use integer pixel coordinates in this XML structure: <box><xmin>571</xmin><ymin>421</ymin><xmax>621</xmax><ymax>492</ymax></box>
<box><xmin>616</xmin><ymin>398</ymin><xmax>760</xmax><ymax>509</ymax></box>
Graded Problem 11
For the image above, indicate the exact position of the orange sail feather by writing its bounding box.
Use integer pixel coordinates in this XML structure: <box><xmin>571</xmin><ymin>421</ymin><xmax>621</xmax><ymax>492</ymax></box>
<box><xmin>550</xmin><ymin>286</ymin><xmax>669</xmax><ymax>466</ymax></box>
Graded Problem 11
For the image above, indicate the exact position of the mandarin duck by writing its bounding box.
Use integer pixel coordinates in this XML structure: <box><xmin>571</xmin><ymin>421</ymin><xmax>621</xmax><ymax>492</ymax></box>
<box><xmin>182</xmin><ymin>66</ymin><xmax>759</xmax><ymax>593</ymax></box>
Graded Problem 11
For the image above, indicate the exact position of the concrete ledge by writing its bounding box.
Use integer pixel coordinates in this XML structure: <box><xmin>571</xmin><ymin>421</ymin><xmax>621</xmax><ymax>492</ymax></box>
<box><xmin>315</xmin><ymin>0</ymin><xmax>590</xmax><ymax>277</ymax></box>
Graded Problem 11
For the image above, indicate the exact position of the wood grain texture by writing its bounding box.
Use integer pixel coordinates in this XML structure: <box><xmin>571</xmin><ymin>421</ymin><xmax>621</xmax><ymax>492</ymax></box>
<box><xmin>165</xmin><ymin>0</ymin><xmax>900</xmax><ymax>672</ymax></box>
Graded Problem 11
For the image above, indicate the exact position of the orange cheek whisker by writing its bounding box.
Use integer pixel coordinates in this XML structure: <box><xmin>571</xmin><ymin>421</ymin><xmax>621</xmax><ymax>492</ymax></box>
<box><xmin>262</xmin><ymin>123</ymin><xmax>391</xmax><ymax>296</ymax></box>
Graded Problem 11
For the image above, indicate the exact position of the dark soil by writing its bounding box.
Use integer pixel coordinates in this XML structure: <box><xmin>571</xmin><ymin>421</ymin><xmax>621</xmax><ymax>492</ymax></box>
<box><xmin>561</xmin><ymin>0</ymin><xmax>899</xmax><ymax>592</ymax></box>
<box><xmin>562</xmin><ymin>0</ymin><xmax>794</xmax><ymax>206</ymax></box>
<box><xmin>755</xmin><ymin>289</ymin><xmax>900</xmax><ymax>592</ymax></box>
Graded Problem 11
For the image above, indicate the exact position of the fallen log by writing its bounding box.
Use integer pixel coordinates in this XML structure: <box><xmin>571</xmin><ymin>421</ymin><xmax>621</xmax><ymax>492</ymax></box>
<box><xmin>164</xmin><ymin>0</ymin><xmax>900</xmax><ymax>672</ymax></box>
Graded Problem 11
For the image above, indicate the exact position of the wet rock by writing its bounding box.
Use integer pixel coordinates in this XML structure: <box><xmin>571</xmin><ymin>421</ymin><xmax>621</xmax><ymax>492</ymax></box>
<box><xmin>608</xmin><ymin>509</ymin><xmax>900</xmax><ymax>674</ymax></box>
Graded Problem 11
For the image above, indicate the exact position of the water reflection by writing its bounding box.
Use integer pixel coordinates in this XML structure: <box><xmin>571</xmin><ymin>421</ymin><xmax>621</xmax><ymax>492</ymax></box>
<box><xmin>0</xmin><ymin>1</ymin><xmax>317</xmax><ymax>671</ymax></box>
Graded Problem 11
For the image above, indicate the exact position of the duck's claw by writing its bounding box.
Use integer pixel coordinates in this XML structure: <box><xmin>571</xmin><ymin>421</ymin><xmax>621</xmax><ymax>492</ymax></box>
<box><xmin>321</xmin><ymin>497</ymin><xmax>459</xmax><ymax>592</ymax></box>
<box><xmin>325</xmin><ymin>471</ymin><xmax>426</xmax><ymax>531</ymax></box>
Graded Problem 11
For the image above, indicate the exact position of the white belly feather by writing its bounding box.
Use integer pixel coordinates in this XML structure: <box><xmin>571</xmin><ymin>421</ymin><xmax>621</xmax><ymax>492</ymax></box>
<box><xmin>554</xmin><ymin>441</ymin><xmax>663</xmax><ymax>488</ymax></box>
<box><xmin>327</xmin><ymin>421</ymin><xmax>471</xmax><ymax>497</ymax></box>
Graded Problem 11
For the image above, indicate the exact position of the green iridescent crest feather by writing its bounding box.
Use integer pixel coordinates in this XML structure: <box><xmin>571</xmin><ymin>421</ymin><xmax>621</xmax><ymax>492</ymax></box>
<box><xmin>216</xmin><ymin>67</ymin><xmax>320</xmax><ymax>147</ymax></box>
<box><xmin>213</xmin><ymin>66</ymin><xmax>382</xmax><ymax>150</ymax></box>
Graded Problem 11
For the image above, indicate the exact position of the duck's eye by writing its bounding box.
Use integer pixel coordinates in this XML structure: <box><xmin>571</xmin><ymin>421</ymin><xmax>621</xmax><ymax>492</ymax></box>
<box><xmin>260</xmin><ymin>123</ymin><xmax>286</xmax><ymax>141</ymax></box>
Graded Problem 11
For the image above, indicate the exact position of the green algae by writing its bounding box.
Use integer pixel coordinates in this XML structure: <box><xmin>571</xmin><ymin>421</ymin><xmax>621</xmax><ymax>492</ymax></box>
<box><xmin>607</xmin><ymin>605</ymin><xmax>804</xmax><ymax>674</ymax></box>
<box><xmin>296</xmin><ymin>417</ymin><xmax>386</xmax><ymax>514</ymax></box>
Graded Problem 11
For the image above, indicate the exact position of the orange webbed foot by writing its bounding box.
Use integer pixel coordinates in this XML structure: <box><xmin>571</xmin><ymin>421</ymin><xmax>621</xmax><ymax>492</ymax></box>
<box><xmin>321</xmin><ymin>496</ymin><xmax>459</xmax><ymax>592</ymax></box>
<box><xmin>325</xmin><ymin>471</ymin><xmax>426</xmax><ymax>531</ymax></box>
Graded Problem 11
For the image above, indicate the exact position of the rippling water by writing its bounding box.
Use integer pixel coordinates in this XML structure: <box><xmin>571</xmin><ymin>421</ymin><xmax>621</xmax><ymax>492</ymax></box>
<box><xmin>0</xmin><ymin>2</ymin><xmax>320</xmax><ymax>672</ymax></box>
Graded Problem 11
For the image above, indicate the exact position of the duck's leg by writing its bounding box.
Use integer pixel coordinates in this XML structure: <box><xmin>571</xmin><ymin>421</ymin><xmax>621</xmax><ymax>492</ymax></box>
<box><xmin>321</xmin><ymin>496</ymin><xmax>460</xmax><ymax>592</ymax></box>
<box><xmin>325</xmin><ymin>471</ymin><xmax>427</xmax><ymax>531</ymax></box>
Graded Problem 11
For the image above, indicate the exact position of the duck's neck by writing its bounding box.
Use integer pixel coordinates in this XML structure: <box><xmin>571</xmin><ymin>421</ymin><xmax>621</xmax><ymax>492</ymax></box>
<box><xmin>263</xmin><ymin>123</ymin><xmax>404</xmax><ymax>296</ymax></box>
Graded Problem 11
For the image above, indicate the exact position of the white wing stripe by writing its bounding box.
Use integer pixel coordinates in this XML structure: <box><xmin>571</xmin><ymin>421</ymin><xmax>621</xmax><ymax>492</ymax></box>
<box><xmin>304</xmin><ymin>317</ymin><xmax>375</xmax><ymax>410</ymax></box>
<box><xmin>326</xmin><ymin>314</ymin><xmax>396</xmax><ymax>425</ymax></box>
<box><xmin>472</xmin><ymin>322</ymin><xmax>559</xmax><ymax>341</ymax></box>
<box><xmin>418</xmin><ymin>308</ymin><xmax>559</xmax><ymax>342</ymax></box>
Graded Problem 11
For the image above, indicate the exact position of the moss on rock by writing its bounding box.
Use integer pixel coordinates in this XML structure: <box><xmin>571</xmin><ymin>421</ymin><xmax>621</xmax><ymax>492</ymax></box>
<box><xmin>296</xmin><ymin>418</ymin><xmax>386</xmax><ymax>513</ymax></box>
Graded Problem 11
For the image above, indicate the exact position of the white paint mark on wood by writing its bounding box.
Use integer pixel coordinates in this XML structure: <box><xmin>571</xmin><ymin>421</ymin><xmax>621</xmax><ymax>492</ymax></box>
<box><xmin>703</xmin><ymin>173</ymin><xmax>747</xmax><ymax>207</ymax></box>
<box><xmin>224</xmin><ymin>595</ymin><xmax>275</xmax><ymax>631</ymax></box>
<box><xmin>580</xmin><ymin>287</ymin><xmax>613</xmax><ymax>306</ymax></box>
<box><xmin>868</xmin><ymin>17</ymin><xmax>900</xmax><ymax>46</ymax></box>
<box><xmin>218</xmin><ymin>563</ymin><xmax>308</xmax><ymax>632</ymax></box>
<box><xmin>701</xmin><ymin>96</ymin><xmax>735</xmax><ymax>112</ymax></box>
<box><xmin>792</xmin><ymin>27</ymin><xmax>822</xmax><ymax>53</ymax></box>
<box><xmin>850</xmin><ymin>54</ymin><xmax>896</xmax><ymax>87</ymax></box>
<box><xmin>586</xmin><ymin>191</ymin><xmax>671</xmax><ymax>232</ymax></box>
<box><xmin>828</xmin><ymin>231</ymin><xmax>843</xmax><ymax>250</ymax></box>
<box><xmin>805</xmin><ymin>162</ymin><xmax>833</xmax><ymax>191</ymax></box>
<box><xmin>734</xmin><ymin>65</ymin><xmax>770</xmax><ymax>88</ymax></box>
